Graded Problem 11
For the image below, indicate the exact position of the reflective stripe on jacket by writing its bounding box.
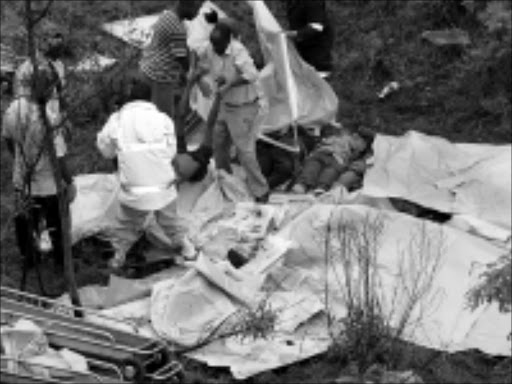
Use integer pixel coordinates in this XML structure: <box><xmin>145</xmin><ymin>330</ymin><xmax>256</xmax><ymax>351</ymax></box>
<box><xmin>97</xmin><ymin>101</ymin><xmax>177</xmax><ymax>210</ymax></box>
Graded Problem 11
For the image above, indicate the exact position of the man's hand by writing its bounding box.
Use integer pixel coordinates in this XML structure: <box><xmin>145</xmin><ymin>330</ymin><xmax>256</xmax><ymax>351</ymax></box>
<box><xmin>217</xmin><ymin>80</ymin><xmax>232</xmax><ymax>97</ymax></box>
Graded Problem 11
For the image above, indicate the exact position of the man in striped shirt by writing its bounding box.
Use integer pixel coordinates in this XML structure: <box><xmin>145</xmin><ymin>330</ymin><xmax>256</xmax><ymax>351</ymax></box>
<box><xmin>139</xmin><ymin>0</ymin><xmax>202</xmax><ymax>152</ymax></box>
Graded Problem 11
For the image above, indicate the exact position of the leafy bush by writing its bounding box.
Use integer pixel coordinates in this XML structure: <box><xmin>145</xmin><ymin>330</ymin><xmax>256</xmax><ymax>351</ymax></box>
<box><xmin>467</xmin><ymin>250</ymin><xmax>511</xmax><ymax>343</ymax></box>
<box><xmin>468</xmin><ymin>251</ymin><xmax>512</xmax><ymax>314</ymax></box>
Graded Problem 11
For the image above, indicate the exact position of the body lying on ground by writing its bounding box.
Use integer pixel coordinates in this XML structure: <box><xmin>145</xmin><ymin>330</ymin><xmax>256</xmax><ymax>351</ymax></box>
<box><xmin>291</xmin><ymin>125</ymin><xmax>375</xmax><ymax>195</ymax></box>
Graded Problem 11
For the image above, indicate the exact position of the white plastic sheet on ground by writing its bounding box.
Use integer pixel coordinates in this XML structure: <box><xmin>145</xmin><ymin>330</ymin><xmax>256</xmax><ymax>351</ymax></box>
<box><xmin>181</xmin><ymin>204</ymin><xmax>510</xmax><ymax>379</ymax></box>
<box><xmin>277</xmin><ymin>204</ymin><xmax>511</xmax><ymax>356</ymax></box>
<box><xmin>149</xmin><ymin>228</ymin><xmax>293</xmax><ymax>348</ymax></box>
<box><xmin>151</xmin><ymin>269</ymin><xmax>239</xmax><ymax>347</ymax></box>
<box><xmin>76</xmin><ymin>208</ymin><xmax>510</xmax><ymax>377</ymax></box>
<box><xmin>363</xmin><ymin>131</ymin><xmax>512</xmax><ymax>238</ymax></box>
<box><xmin>187</xmin><ymin>314</ymin><xmax>332</xmax><ymax>380</ymax></box>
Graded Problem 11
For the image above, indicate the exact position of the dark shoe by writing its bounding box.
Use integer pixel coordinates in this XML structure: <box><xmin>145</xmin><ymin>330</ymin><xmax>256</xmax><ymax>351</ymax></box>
<box><xmin>313</xmin><ymin>188</ymin><xmax>327</xmax><ymax>196</ymax></box>
<box><xmin>255</xmin><ymin>192</ymin><xmax>270</xmax><ymax>204</ymax></box>
<box><xmin>227</xmin><ymin>249</ymin><xmax>248</xmax><ymax>269</ymax></box>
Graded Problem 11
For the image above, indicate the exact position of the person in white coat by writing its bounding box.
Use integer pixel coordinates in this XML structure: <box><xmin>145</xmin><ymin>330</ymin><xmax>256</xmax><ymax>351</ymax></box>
<box><xmin>96</xmin><ymin>73</ymin><xmax>196</xmax><ymax>269</ymax></box>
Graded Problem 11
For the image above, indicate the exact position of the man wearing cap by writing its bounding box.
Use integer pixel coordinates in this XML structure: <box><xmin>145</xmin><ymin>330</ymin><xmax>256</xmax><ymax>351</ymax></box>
<box><xmin>189</xmin><ymin>22</ymin><xmax>270</xmax><ymax>202</ymax></box>
<box><xmin>96</xmin><ymin>73</ymin><xmax>196</xmax><ymax>270</ymax></box>
<box><xmin>139</xmin><ymin>0</ymin><xmax>202</xmax><ymax>153</ymax></box>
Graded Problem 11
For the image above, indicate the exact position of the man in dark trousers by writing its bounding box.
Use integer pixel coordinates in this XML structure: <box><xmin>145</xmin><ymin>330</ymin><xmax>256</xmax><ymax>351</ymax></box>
<box><xmin>284</xmin><ymin>0</ymin><xmax>334</xmax><ymax>78</ymax></box>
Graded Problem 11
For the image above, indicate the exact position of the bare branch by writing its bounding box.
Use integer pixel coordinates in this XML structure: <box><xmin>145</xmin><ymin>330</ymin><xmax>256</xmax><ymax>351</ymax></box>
<box><xmin>31</xmin><ymin>0</ymin><xmax>55</xmax><ymax>27</ymax></box>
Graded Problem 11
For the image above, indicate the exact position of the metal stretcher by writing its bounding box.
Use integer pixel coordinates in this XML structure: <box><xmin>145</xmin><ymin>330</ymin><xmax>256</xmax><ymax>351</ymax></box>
<box><xmin>0</xmin><ymin>286</ymin><xmax>182</xmax><ymax>383</ymax></box>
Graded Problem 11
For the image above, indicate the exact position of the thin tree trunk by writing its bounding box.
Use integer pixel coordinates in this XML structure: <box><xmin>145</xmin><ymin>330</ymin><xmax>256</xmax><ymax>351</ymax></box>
<box><xmin>25</xmin><ymin>0</ymin><xmax>81</xmax><ymax>313</ymax></box>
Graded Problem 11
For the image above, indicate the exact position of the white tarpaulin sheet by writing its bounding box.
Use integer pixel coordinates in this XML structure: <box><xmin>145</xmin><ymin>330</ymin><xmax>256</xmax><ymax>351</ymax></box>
<box><xmin>72</xmin><ymin>187</ymin><xmax>510</xmax><ymax>379</ymax></box>
<box><xmin>363</xmin><ymin>131</ymin><xmax>512</xmax><ymax>233</ymax></box>
<box><xmin>249</xmin><ymin>0</ymin><xmax>338</xmax><ymax>132</ymax></box>
<box><xmin>277</xmin><ymin>204</ymin><xmax>511</xmax><ymax>355</ymax></box>
<box><xmin>184</xmin><ymin>204</ymin><xmax>510</xmax><ymax>379</ymax></box>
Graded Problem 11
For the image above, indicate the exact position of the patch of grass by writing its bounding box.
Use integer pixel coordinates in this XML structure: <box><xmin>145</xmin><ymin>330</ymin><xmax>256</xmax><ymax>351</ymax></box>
<box><xmin>232</xmin><ymin>296</ymin><xmax>278</xmax><ymax>341</ymax></box>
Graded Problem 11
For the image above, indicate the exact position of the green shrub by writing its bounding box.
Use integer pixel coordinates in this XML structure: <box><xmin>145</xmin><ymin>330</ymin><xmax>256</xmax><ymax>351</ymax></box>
<box><xmin>468</xmin><ymin>251</ymin><xmax>512</xmax><ymax>314</ymax></box>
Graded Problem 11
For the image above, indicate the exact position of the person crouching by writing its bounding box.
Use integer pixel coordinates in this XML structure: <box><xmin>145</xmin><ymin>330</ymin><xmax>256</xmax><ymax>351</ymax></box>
<box><xmin>96</xmin><ymin>73</ymin><xmax>196</xmax><ymax>270</ymax></box>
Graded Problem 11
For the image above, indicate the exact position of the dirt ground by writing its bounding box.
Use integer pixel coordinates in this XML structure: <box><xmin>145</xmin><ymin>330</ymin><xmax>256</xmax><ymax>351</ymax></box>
<box><xmin>1</xmin><ymin>1</ymin><xmax>510</xmax><ymax>383</ymax></box>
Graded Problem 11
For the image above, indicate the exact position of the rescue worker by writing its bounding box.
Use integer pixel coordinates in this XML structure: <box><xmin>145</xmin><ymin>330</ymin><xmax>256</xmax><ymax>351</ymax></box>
<box><xmin>189</xmin><ymin>22</ymin><xmax>270</xmax><ymax>202</ymax></box>
<box><xmin>96</xmin><ymin>73</ymin><xmax>196</xmax><ymax>270</ymax></box>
